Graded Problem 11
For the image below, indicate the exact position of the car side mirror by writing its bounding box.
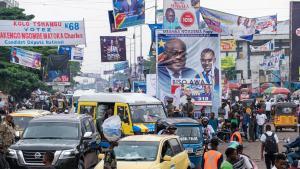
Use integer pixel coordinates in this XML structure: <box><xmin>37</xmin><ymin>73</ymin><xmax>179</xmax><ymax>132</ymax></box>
<box><xmin>98</xmin><ymin>154</ymin><xmax>105</xmax><ymax>160</ymax></box>
<box><xmin>83</xmin><ymin>132</ymin><xmax>92</xmax><ymax>139</ymax></box>
<box><xmin>163</xmin><ymin>155</ymin><xmax>172</xmax><ymax>161</ymax></box>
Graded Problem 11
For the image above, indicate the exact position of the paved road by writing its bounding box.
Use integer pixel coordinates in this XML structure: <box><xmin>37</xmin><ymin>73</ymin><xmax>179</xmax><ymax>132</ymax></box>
<box><xmin>218</xmin><ymin>126</ymin><xmax>299</xmax><ymax>169</ymax></box>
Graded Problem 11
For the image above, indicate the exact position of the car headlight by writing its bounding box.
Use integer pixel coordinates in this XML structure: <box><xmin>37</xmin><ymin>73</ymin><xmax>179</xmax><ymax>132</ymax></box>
<box><xmin>59</xmin><ymin>148</ymin><xmax>78</xmax><ymax>159</ymax></box>
<box><xmin>195</xmin><ymin>148</ymin><xmax>203</xmax><ymax>156</ymax></box>
<box><xmin>7</xmin><ymin>148</ymin><xmax>17</xmax><ymax>159</ymax></box>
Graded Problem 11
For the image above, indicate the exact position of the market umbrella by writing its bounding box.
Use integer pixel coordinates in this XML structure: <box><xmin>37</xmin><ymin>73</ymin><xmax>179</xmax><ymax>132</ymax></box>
<box><xmin>228</xmin><ymin>82</ymin><xmax>241</xmax><ymax>89</ymax></box>
<box><xmin>261</xmin><ymin>83</ymin><xmax>278</xmax><ymax>89</ymax></box>
<box><xmin>264</xmin><ymin>87</ymin><xmax>290</xmax><ymax>95</ymax></box>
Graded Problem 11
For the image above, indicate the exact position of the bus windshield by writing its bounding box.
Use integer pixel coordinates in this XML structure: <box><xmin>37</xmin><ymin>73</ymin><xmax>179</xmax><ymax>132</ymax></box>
<box><xmin>130</xmin><ymin>104</ymin><xmax>166</xmax><ymax>123</ymax></box>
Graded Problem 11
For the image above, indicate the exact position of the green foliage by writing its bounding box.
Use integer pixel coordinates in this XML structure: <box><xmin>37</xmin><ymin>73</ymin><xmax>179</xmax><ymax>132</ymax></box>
<box><xmin>144</xmin><ymin>56</ymin><xmax>156</xmax><ymax>74</ymax></box>
<box><xmin>0</xmin><ymin>7</ymin><xmax>34</xmax><ymax>20</ymax></box>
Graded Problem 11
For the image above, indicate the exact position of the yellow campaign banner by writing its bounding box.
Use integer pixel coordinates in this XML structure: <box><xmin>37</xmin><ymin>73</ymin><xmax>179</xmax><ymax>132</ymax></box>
<box><xmin>221</xmin><ymin>40</ymin><xmax>236</xmax><ymax>51</ymax></box>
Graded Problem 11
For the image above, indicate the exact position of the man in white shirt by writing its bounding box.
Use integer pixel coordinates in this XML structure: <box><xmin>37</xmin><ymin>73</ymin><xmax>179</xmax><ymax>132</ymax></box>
<box><xmin>256</xmin><ymin>110</ymin><xmax>267</xmax><ymax>138</ymax></box>
<box><xmin>265</xmin><ymin>99</ymin><xmax>272</xmax><ymax>121</ymax></box>
<box><xmin>260</xmin><ymin>125</ymin><xmax>279</xmax><ymax>169</ymax></box>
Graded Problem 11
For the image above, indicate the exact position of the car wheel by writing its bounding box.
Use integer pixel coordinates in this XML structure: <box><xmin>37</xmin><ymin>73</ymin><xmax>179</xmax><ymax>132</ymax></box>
<box><xmin>78</xmin><ymin>159</ymin><xmax>85</xmax><ymax>169</ymax></box>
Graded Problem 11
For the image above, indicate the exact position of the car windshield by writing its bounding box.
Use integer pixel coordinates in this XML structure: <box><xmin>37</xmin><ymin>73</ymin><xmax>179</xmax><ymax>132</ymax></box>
<box><xmin>23</xmin><ymin>122</ymin><xmax>79</xmax><ymax>139</ymax></box>
<box><xmin>115</xmin><ymin>141</ymin><xmax>159</xmax><ymax>161</ymax></box>
<box><xmin>130</xmin><ymin>104</ymin><xmax>166</xmax><ymax>123</ymax></box>
<box><xmin>176</xmin><ymin>126</ymin><xmax>202</xmax><ymax>144</ymax></box>
<box><xmin>13</xmin><ymin>117</ymin><xmax>33</xmax><ymax>130</ymax></box>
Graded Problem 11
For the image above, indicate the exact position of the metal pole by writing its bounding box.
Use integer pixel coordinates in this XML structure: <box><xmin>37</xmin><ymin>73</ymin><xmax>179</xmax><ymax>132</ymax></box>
<box><xmin>134</xmin><ymin>27</ymin><xmax>136</xmax><ymax>78</ymax></box>
<box><xmin>140</xmin><ymin>25</ymin><xmax>143</xmax><ymax>80</ymax></box>
<box><xmin>130</xmin><ymin>38</ymin><xmax>132</xmax><ymax>75</ymax></box>
<box><xmin>155</xmin><ymin>0</ymin><xmax>157</xmax><ymax>24</ymax></box>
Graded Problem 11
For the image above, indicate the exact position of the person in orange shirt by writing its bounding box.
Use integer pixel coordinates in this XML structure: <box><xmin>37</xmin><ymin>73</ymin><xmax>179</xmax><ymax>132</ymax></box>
<box><xmin>230</xmin><ymin>123</ymin><xmax>243</xmax><ymax>145</ymax></box>
<box><xmin>202</xmin><ymin>138</ymin><xmax>223</xmax><ymax>169</ymax></box>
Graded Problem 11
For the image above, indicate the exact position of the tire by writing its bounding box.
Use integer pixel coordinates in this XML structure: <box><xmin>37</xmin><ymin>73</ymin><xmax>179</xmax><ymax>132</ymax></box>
<box><xmin>78</xmin><ymin>159</ymin><xmax>85</xmax><ymax>169</ymax></box>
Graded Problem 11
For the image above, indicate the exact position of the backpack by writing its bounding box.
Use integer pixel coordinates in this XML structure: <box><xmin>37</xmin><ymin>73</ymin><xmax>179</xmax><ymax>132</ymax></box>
<box><xmin>264</xmin><ymin>133</ymin><xmax>277</xmax><ymax>154</ymax></box>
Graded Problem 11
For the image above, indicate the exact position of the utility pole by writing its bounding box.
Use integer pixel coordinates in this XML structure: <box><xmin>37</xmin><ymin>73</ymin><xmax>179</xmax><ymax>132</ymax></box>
<box><xmin>155</xmin><ymin>0</ymin><xmax>157</xmax><ymax>24</ymax></box>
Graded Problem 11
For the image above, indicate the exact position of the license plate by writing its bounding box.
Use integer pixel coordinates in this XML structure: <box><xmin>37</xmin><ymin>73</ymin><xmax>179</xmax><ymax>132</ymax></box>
<box><xmin>185</xmin><ymin>148</ymin><xmax>193</xmax><ymax>153</ymax></box>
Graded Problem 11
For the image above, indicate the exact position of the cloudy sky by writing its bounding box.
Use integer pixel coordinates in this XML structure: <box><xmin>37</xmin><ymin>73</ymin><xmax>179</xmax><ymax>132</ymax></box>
<box><xmin>18</xmin><ymin>0</ymin><xmax>296</xmax><ymax>75</ymax></box>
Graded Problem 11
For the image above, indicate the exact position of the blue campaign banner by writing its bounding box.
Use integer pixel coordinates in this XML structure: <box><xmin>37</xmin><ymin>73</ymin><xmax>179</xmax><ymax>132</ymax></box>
<box><xmin>133</xmin><ymin>81</ymin><xmax>146</xmax><ymax>93</ymax></box>
<box><xmin>58</xmin><ymin>46</ymin><xmax>72</xmax><ymax>58</ymax></box>
<box><xmin>148</xmin><ymin>24</ymin><xmax>162</xmax><ymax>56</ymax></box>
<box><xmin>113</xmin><ymin>0</ymin><xmax>145</xmax><ymax>29</ymax></box>
<box><xmin>10</xmin><ymin>47</ymin><xmax>42</xmax><ymax>69</ymax></box>
<box><xmin>156</xmin><ymin>29</ymin><xmax>221</xmax><ymax>112</ymax></box>
<box><xmin>114</xmin><ymin>61</ymin><xmax>129</xmax><ymax>71</ymax></box>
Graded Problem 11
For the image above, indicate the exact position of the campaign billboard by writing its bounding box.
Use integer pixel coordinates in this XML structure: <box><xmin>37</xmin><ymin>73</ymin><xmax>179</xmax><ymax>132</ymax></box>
<box><xmin>156</xmin><ymin>30</ymin><xmax>221</xmax><ymax>112</ymax></box>
<box><xmin>108</xmin><ymin>10</ymin><xmax>127</xmax><ymax>33</ymax></box>
<box><xmin>200</xmin><ymin>7</ymin><xmax>277</xmax><ymax>41</ymax></box>
<box><xmin>112</xmin><ymin>0</ymin><xmax>145</xmax><ymax>29</ymax></box>
<box><xmin>133</xmin><ymin>81</ymin><xmax>146</xmax><ymax>93</ymax></box>
<box><xmin>45</xmin><ymin>55</ymin><xmax>70</xmax><ymax>84</ymax></box>
<box><xmin>250</xmin><ymin>40</ymin><xmax>274</xmax><ymax>52</ymax></box>
<box><xmin>58</xmin><ymin>46</ymin><xmax>84</xmax><ymax>62</ymax></box>
<box><xmin>148</xmin><ymin>24</ymin><xmax>163</xmax><ymax>57</ymax></box>
<box><xmin>260</xmin><ymin>49</ymin><xmax>284</xmax><ymax>70</ymax></box>
<box><xmin>0</xmin><ymin>20</ymin><xmax>86</xmax><ymax>46</ymax></box>
<box><xmin>290</xmin><ymin>1</ymin><xmax>300</xmax><ymax>82</ymax></box>
<box><xmin>100</xmin><ymin>36</ymin><xmax>126</xmax><ymax>62</ymax></box>
<box><xmin>10</xmin><ymin>47</ymin><xmax>41</xmax><ymax>69</ymax></box>
<box><xmin>163</xmin><ymin>0</ymin><xmax>199</xmax><ymax>29</ymax></box>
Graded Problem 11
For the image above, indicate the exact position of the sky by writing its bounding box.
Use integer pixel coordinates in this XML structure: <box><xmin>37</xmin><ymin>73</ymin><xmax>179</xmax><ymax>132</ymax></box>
<box><xmin>18</xmin><ymin>0</ymin><xmax>297</xmax><ymax>76</ymax></box>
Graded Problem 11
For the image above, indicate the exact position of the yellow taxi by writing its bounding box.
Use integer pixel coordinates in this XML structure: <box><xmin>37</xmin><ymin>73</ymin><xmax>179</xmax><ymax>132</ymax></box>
<box><xmin>10</xmin><ymin>109</ymin><xmax>52</xmax><ymax>136</ymax></box>
<box><xmin>95</xmin><ymin>135</ymin><xmax>190</xmax><ymax>169</ymax></box>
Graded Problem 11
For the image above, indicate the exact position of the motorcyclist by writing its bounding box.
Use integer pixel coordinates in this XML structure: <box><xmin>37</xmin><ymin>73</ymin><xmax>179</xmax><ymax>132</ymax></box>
<box><xmin>284</xmin><ymin>136</ymin><xmax>300</xmax><ymax>165</ymax></box>
<box><xmin>201</xmin><ymin>117</ymin><xmax>215</xmax><ymax>140</ymax></box>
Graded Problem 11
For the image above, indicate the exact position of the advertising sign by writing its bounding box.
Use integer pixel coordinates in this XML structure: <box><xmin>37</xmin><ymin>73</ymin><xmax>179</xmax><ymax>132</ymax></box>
<box><xmin>45</xmin><ymin>55</ymin><xmax>70</xmax><ymax>84</ymax></box>
<box><xmin>113</xmin><ymin>0</ymin><xmax>145</xmax><ymax>29</ymax></box>
<box><xmin>200</xmin><ymin>8</ymin><xmax>277</xmax><ymax>41</ymax></box>
<box><xmin>133</xmin><ymin>81</ymin><xmax>146</xmax><ymax>93</ymax></box>
<box><xmin>250</xmin><ymin>40</ymin><xmax>274</xmax><ymax>52</ymax></box>
<box><xmin>260</xmin><ymin>49</ymin><xmax>284</xmax><ymax>70</ymax></box>
<box><xmin>221</xmin><ymin>40</ymin><xmax>236</xmax><ymax>51</ymax></box>
<box><xmin>114</xmin><ymin>61</ymin><xmax>129</xmax><ymax>71</ymax></box>
<box><xmin>58</xmin><ymin>46</ymin><xmax>83</xmax><ymax>62</ymax></box>
<box><xmin>0</xmin><ymin>20</ymin><xmax>86</xmax><ymax>46</ymax></box>
<box><xmin>221</xmin><ymin>55</ymin><xmax>236</xmax><ymax>70</ymax></box>
<box><xmin>100</xmin><ymin>36</ymin><xmax>126</xmax><ymax>62</ymax></box>
<box><xmin>156</xmin><ymin>30</ymin><xmax>220</xmax><ymax>111</ymax></box>
<box><xmin>10</xmin><ymin>47</ymin><xmax>41</xmax><ymax>69</ymax></box>
<box><xmin>290</xmin><ymin>1</ymin><xmax>300</xmax><ymax>81</ymax></box>
<box><xmin>146</xmin><ymin>74</ymin><xmax>157</xmax><ymax>96</ymax></box>
<box><xmin>163</xmin><ymin>0</ymin><xmax>199</xmax><ymax>29</ymax></box>
<box><xmin>108</xmin><ymin>10</ymin><xmax>127</xmax><ymax>33</ymax></box>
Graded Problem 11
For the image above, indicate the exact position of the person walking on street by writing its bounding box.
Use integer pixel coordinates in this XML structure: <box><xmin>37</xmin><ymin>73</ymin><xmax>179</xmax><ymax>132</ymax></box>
<box><xmin>0</xmin><ymin>115</ymin><xmax>15</xmax><ymax>153</ymax></box>
<box><xmin>242</xmin><ymin>111</ymin><xmax>250</xmax><ymax>141</ymax></box>
<box><xmin>256</xmin><ymin>109</ymin><xmax>267</xmax><ymax>139</ymax></box>
<box><xmin>265</xmin><ymin>99</ymin><xmax>272</xmax><ymax>122</ymax></box>
<box><xmin>221</xmin><ymin>147</ymin><xmax>238</xmax><ymax>169</ymax></box>
<box><xmin>260</xmin><ymin>124</ymin><xmax>279</xmax><ymax>169</ymax></box>
<box><xmin>209</xmin><ymin>112</ymin><xmax>218</xmax><ymax>132</ymax></box>
<box><xmin>182</xmin><ymin>96</ymin><xmax>194</xmax><ymax>118</ymax></box>
<box><xmin>202</xmin><ymin>138</ymin><xmax>223</xmax><ymax>169</ymax></box>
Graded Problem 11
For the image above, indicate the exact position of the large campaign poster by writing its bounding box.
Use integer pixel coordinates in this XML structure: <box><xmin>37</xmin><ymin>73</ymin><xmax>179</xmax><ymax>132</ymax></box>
<box><xmin>290</xmin><ymin>1</ymin><xmax>300</xmax><ymax>82</ymax></box>
<box><xmin>58</xmin><ymin>46</ymin><xmax>84</xmax><ymax>62</ymax></box>
<box><xmin>156</xmin><ymin>30</ymin><xmax>221</xmax><ymax>112</ymax></box>
<box><xmin>163</xmin><ymin>0</ymin><xmax>199</xmax><ymax>30</ymax></box>
<box><xmin>250</xmin><ymin>40</ymin><xmax>274</xmax><ymax>52</ymax></box>
<box><xmin>100</xmin><ymin>36</ymin><xmax>126</xmax><ymax>62</ymax></box>
<box><xmin>0</xmin><ymin>20</ymin><xmax>86</xmax><ymax>46</ymax></box>
<box><xmin>45</xmin><ymin>55</ymin><xmax>70</xmax><ymax>84</ymax></box>
<box><xmin>113</xmin><ymin>0</ymin><xmax>145</xmax><ymax>29</ymax></box>
<box><xmin>108</xmin><ymin>10</ymin><xmax>127</xmax><ymax>33</ymax></box>
<box><xmin>10</xmin><ymin>47</ymin><xmax>41</xmax><ymax>69</ymax></box>
<box><xmin>200</xmin><ymin>7</ymin><xmax>277</xmax><ymax>41</ymax></box>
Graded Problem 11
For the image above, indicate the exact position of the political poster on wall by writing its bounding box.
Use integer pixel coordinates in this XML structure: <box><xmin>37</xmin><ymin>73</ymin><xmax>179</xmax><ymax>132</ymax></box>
<box><xmin>200</xmin><ymin>7</ymin><xmax>277</xmax><ymax>41</ymax></box>
<box><xmin>221</xmin><ymin>40</ymin><xmax>236</xmax><ymax>51</ymax></box>
<box><xmin>44</xmin><ymin>55</ymin><xmax>70</xmax><ymax>84</ymax></box>
<box><xmin>108</xmin><ymin>10</ymin><xmax>127</xmax><ymax>33</ymax></box>
<box><xmin>114</xmin><ymin>61</ymin><xmax>129</xmax><ymax>71</ymax></box>
<box><xmin>112</xmin><ymin>0</ymin><xmax>145</xmax><ymax>29</ymax></box>
<box><xmin>260</xmin><ymin>49</ymin><xmax>284</xmax><ymax>70</ymax></box>
<box><xmin>0</xmin><ymin>20</ymin><xmax>86</xmax><ymax>46</ymax></box>
<box><xmin>250</xmin><ymin>40</ymin><xmax>274</xmax><ymax>52</ymax></box>
<box><xmin>100</xmin><ymin>36</ymin><xmax>126</xmax><ymax>62</ymax></box>
<box><xmin>146</xmin><ymin>74</ymin><xmax>157</xmax><ymax>97</ymax></box>
<box><xmin>163</xmin><ymin>0</ymin><xmax>199</xmax><ymax>29</ymax></box>
<box><xmin>290</xmin><ymin>1</ymin><xmax>300</xmax><ymax>82</ymax></box>
<box><xmin>10</xmin><ymin>47</ymin><xmax>41</xmax><ymax>69</ymax></box>
<box><xmin>156</xmin><ymin>30</ymin><xmax>220</xmax><ymax>112</ymax></box>
<box><xmin>148</xmin><ymin>24</ymin><xmax>163</xmax><ymax>57</ymax></box>
<box><xmin>58</xmin><ymin>46</ymin><xmax>84</xmax><ymax>62</ymax></box>
<box><xmin>133</xmin><ymin>81</ymin><xmax>146</xmax><ymax>93</ymax></box>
